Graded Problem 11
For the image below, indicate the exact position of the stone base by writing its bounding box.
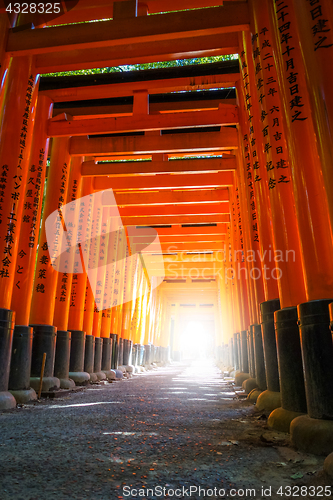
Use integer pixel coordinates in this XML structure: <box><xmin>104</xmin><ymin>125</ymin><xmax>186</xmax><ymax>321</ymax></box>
<box><xmin>59</xmin><ymin>378</ymin><xmax>76</xmax><ymax>390</ymax></box>
<box><xmin>102</xmin><ymin>370</ymin><xmax>116</xmax><ymax>381</ymax></box>
<box><xmin>95</xmin><ymin>371</ymin><xmax>107</xmax><ymax>381</ymax></box>
<box><xmin>144</xmin><ymin>364</ymin><xmax>153</xmax><ymax>371</ymax></box>
<box><xmin>235</xmin><ymin>372</ymin><xmax>250</xmax><ymax>386</ymax></box>
<box><xmin>247</xmin><ymin>389</ymin><xmax>262</xmax><ymax>403</ymax></box>
<box><xmin>9</xmin><ymin>388</ymin><xmax>37</xmax><ymax>404</ymax></box>
<box><xmin>69</xmin><ymin>372</ymin><xmax>90</xmax><ymax>386</ymax></box>
<box><xmin>117</xmin><ymin>365</ymin><xmax>126</xmax><ymax>373</ymax></box>
<box><xmin>256</xmin><ymin>390</ymin><xmax>281</xmax><ymax>412</ymax></box>
<box><xmin>0</xmin><ymin>391</ymin><xmax>17</xmax><ymax>409</ymax></box>
<box><xmin>30</xmin><ymin>376</ymin><xmax>60</xmax><ymax>393</ymax></box>
<box><xmin>229</xmin><ymin>370</ymin><xmax>237</xmax><ymax>378</ymax></box>
<box><xmin>324</xmin><ymin>452</ymin><xmax>333</xmax><ymax>478</ymax></box>
<box><xmin>114</xmin><ymin>369</ymin><xmax>124</xmax><ymax>379</ymax></box>
<box><xmin>268</xmin><ymin>406</ymin><xmax>305</xmax><ymax>433</ymax></box>
<box><xmin>242</xmin><ymin>377</ymin><xmax>258</xmax><ymax>394</ymax></box>
<box><xmin>125</xmin><ymin>365</ymin><xmax>135</xmax><ymax>374</ymax></box>
<box><xmin>89</xmin><ymin>373</ymin><xmax>99</xmax><ymax>383</ymax></box>
<box><xmin>291</xmin><ymin>415</ymin><xmax>333</xmax><ymax>455</ymax></box>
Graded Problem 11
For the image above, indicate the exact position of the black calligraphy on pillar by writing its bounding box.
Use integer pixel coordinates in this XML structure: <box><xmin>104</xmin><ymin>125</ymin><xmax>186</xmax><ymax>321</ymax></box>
<box><xmin>252</xmin><ymin>26</ymin><xmax>291</xmax><ymax>188</ymax></box>
<box><xmin>240</xmin><ymin>51</ymin><xmax>260</xmax><ymax>244</ymax></box>
<box><xmin>274</xmin><ymin>0</ymin><xmax>308</xmax><ymax>122</ymax></box>
<box><xmin>305</xmin><ymin>0</ymin><xmax>333</xmax><ymax>51</ymax></box>
<box><xmin>0</xmin><ymin>75</ymin><xmax>35</xmax><ymax>280</ymax></box>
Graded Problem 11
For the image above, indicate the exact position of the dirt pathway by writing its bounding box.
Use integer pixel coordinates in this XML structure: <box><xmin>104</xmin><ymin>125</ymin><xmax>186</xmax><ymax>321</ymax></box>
<box><xmin>0</xmin><ymin>359</ymin><xmax>331</xmax><ymax>499</ymax></box>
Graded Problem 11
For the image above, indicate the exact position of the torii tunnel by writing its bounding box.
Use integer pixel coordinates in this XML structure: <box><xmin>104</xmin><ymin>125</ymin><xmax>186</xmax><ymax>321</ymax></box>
<box><xmin>1</xmin><ymin>0</ymin><xmax>333</xmax><ymax>459</ymax></box>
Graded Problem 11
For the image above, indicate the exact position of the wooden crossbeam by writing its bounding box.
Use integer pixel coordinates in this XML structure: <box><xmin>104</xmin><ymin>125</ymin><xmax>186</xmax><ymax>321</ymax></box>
<box><xmin>52</xmin><ymin>99</ymin><xmax>237</xmax><ymax>117</ymax></box>
<box><xmin>72</xmin><ymin>129</ymin><xmax>238</xmax><ymax>156</ymax></box>
<box><xmin>112</xmin><ymin>188</ymin><xmax>229</xmax><ymax>205</ymax></box>
<box><xmin>35</xmin><ymin>32</ymin><xmax>239</xmax><ymax>73</ymax></box>
<box><xmin>134</xmin><ymin>223</ymin><xmax>226</xmax><ymax>236</ymax></box>
<box><xmin>44</xmin><ymin>76</ymin><xmax>238</xmax><ymax>103</ymax></box>
<box><xmin>121</xmin><ymin>214</ymin><xmax>230</xmax><ymax>225</ymax></box>
<box><xmin>48</xmin><ymin>106</ymin><xmax>238</xmax><ymax>137</ymax></box>
<box><xmin>7</xmin><ymin>5</ymin><xmax>249</xmax><ymax>57</ymax></box>
<box><xmin>117</xmin><ymin>202</ymin><xmax>229</xmax><ymax>217</ymax></box>
<box><xmin>94</xmin><ymin>171</ymin><xmax>234</xmax><ymax>190</ymax></box>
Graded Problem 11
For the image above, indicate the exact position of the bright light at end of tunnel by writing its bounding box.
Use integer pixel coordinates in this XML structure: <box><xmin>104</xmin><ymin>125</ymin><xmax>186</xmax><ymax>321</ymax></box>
<box><xmin>180</xmin><ymin>320</ymin><xmax>214</xmax><ymax>359</ymax></box>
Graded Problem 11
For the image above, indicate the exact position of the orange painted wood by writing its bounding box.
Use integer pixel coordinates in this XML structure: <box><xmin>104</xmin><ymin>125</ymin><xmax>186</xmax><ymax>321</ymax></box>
<box><xmin>71</xmin><ymin>129</ymin><xmax>238</xmax><ymax>157</ymax></box>
<box><xmin>100</xmin><ymin>218</ymin><xmax>120</xmax><ymax>337</ymax></box>
<box><xmin>239</xmin><ymin>32</ymin><xmax>279</xmax><ymax>301</ymax></box>
<box><xmin>67</xmin><ymin>178</ymin><xmax>95</xmax><ymax>331</ymax></box>
<box><xmin>250</xmin><ymin>0</ymin><xmax>306</xmax><ymax>308</ymax></box>
<box><xmin>159</xmin><ymin>242</ymin><xmax>224</xmax><ymax>252</ymax></box>
<box><xmin>53</xmin><ymin>157</ymin><xmax>84</xmax><ymax>331</ymax></box>
<box><xmin>7</xmin><ymin>5</ymin><xmax>249</xmax><ymax>56</ymax></box>
<box><xmin>52</xmin><ymin>100</ymin><xmax>236</xmax><ymax>118</ymax></box>
<box><xmin>82</xmin><ymin>158</ymin><xmax>236</xmax><ymax>177</ymax></box>
<box><xmin>11</xmin><ymin>95</ymin><xmax>53</xmax><ymax>325</ymax></box>
<box><xmin>116</xmin><ymin>202</ymin><xmax>229</xmax><ymax>217</ymax></box>
<box><xmin>35</xmin><ymin>35</ymin><xmax>238</xmax><ymax>73</ymax></box>
<box><xmin>82</xmin><ymin>198</ymin><xmax>103</xmax><ymax>336</ymax></box>
<box><xmin>134</xmin><ymin>223</ymin><xmax>226</xmax><ymax>236</ymax></box>
<box><xmin>135</xmin><ymin>235</ymin><xmax>225</xmax><ymax>244</ymax></box>
<box><xmin>30</xmin><ymin>137</ymin><xmax>71</xmax><ymax>325</ymax></box>
<box><xmin>270</xmin><ymin>0</ymin><xmax>333</xmax><ymax>300</ymax></box>
<box><xmin>48</xmin><ymin>107</ymin><xmax>238</xmax><ymax>137</ymax></box>
<box><xmin>41</xmin><ymin>0</ymin><xmax>233</xmax><ymax>27</ymax></box>
<box><xmin>94</xmin><ymin>171</ymin><xmax>234</xmax><ymax>191</ymax></box>
<box><xmin>120</xmin><ymin>214</ymin><xmax>230</xmax><ymax>225</ymax></box>
<box><xmin>0</xmin><ymin>57</ymin><xmax>38</xmax><ymax>310</ymax></box>
<box><xmin>43</xmin><ymin>75</ymin><xmax>239</xmax><ymax>103</ymax></box>
<box><xmin>111</xmin><ymin>188</ymin><xmax>229</xmax><ymax>206</ymax></box>
<box><xmin>92</xmin><ymin>208</ymin><xmax>112</xmax><ymax>337</ymax></box>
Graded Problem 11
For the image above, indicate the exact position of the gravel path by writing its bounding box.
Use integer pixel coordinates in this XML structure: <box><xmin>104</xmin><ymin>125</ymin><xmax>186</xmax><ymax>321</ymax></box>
<box><xmin>0</xmin><ymin>359</ymin><xmax>331</xmax><ymax>500</ymax></box>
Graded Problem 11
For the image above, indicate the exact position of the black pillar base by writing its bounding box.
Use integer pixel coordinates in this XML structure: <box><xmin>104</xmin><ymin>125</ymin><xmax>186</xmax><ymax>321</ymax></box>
<box><xmin>94</xmin><ymin>337</ymin><xmax>106</xmax><ymax>380</ymax></box>
<box><xmin>117</xmin><ymin>337</ymin><xmax>124</xmax><ymax>367</ymax></box>
<box><xmin>84</xmin><ymin>335</ymin><xmax>97</xmax><ymax>383</ymax></box>
<box><xmin>240</xmin><ymin>330</ymin><xmax>249</xmax><ymax>373</ymax></box>
<box><xmin>0</xmin><ymin>308</ymin><xmax>17</xmax><ymax>409</ymax></box>
<box><xmin>260</xmin><ymin>299</ymin><xmax>280</xmax><ymax>393</ymax></box>
<box><xmin>9</xmin><ymin>325</ymin><xmax>36</xmax><ymax>403</ymax></box>
<box><xmin>54</xmin><ymin>331</ymin><xmax>75</xmax><ymax>389</ymax></box>
<box><xmin>110</xmin><ymin>334</ymin><xmax>118</xmax><ymax>369</ymax></box>
<box><xmin>29</xmin><ymin>324</ymin><xmax>60</xmax><ymax>392</ymax></box>
<box><xmin>68</xmin><ymin>330</ymin><xmax>90</xmax><ymax>385</ymax></box>
<box><xmin>252</xmin><ymin>323</ymin><xmax>267</xmax><ymax>391</ymax></box>
<box><xmin>298</xmin><ymin>299</ymin><xmax>333</xmax><ymax>419</ymax></box>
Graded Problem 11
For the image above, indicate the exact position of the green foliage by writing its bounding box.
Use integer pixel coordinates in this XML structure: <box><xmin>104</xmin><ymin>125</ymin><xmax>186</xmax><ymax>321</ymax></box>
<box><xmin>41</xmin><ymin>55</ymin><xmax>238</xmax><ymax>77</ymax></box>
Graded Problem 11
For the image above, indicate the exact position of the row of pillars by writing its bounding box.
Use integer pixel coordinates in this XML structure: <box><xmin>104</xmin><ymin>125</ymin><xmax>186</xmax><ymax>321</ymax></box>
<box><xmin>0</xmin><ymin>46</ymin><xmax>172</xmax><ymax>407</ymax></box>
<box><xmin>215</xmin><ymin>0</ymin><xmax>333</xmax><ymax>455</ymax></box>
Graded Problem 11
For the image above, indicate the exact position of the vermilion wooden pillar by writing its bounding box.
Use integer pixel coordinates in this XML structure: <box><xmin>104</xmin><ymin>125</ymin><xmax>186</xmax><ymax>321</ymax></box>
<box><xmin>53</xmin><ymin>156</ymin><xmax>84</xmax><ymax>332</ymax></box>
<box><xmin>0</xmin><ymin>58</ymin><xmax>38</xmax><ymax>310</ymax></box>
<box><xmin>268</xmin><ymin>0</ymin><xmax>333</xmax><ymax>448</ymax></box>
<box><xmin>8</xmin><ymin>94</ymin><xmax>52</xmax><ymax>403</ymax></box>
<box><xmin>239</xmin><ymin>33</ymin><xmax>280</xmax><ymax>302</ymax></box>
<box><xmin>11</xmin><ymin>95</ymin><xmax>53</xmax><ymax>325</ymax></box>
<box><xmin>269</xmin><ymin>0</ymin><xmax>333</xmax><ymax>300</ymax></box>
<box><xmin>292</xmin><ymin>0</ymin><xmax>333</xmax><ymax>240</ymax></box>
<box><xmin>30</xmin><ymin>138</ymin><xmax>71</xmax><ymax>325</ymax></box>
<box><xmin>28</xmin><ymin>137</ymin><xmax>71</xmax><ymax>391</ymax></box>
<box><xmin>0</xmin><ymin>15</ymin><xmax>11</xmax><ymax>113</ymax></box>
<box><xmin>249</xmin><ymin>1</ymin><xmax>306</xmax><ymax>309</ymax></box>
<box><xmin>67</xmin><ymin>178</ymin><xmax>94</xmax><ymax>385</ymax></box>
<box><xmin>0</xmin><ymin>57</ymin><xmax>39</xmax><ymax>408</ymax></box>
<box><xmin>67</xmin><ymin>178</ymin><xmax>94</xmax><ymax>332</ymax></box>
<box><xmin>100</xmin><ymin>217</ymin><xmax>119</xmax><ymax>338</ymax></box>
